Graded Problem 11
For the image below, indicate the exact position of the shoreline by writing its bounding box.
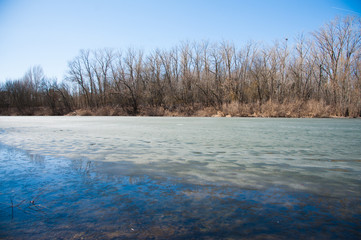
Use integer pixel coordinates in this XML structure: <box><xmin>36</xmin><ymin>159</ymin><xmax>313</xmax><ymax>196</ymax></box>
<box><xmin>1</xmin><ymin>103</ymin><xmax>360</xmax><ymax>119</ymax></box>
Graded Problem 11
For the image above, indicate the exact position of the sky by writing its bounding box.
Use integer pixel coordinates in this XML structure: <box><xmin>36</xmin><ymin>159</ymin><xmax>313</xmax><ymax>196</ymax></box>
<box><xmin>0</xmin><ymin>0</ymin><xmax>360</xmax><ymax>82</ymax></box>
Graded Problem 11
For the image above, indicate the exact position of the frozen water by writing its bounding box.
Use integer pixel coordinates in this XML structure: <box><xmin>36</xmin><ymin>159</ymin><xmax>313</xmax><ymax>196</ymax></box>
<box><xmin>0</xmin><ymin>116</ymin><xmax>360</xmax><ymax>197</ymax></box>
<box><xmin>0</xmin><ymin>116</ymin><xmax>361</xmax><ymax>239</ymax></box>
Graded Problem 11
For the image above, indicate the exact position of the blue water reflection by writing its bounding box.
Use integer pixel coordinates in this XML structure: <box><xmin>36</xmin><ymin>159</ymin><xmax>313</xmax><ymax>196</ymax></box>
<box><xmin>1</xmin><ymin>143</ymin><xmax>360</xmax><ymax>239</ymax></box>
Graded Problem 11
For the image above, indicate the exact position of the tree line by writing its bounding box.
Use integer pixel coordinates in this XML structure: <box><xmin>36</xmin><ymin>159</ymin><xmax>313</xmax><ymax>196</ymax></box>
<box><xmin>1</xmin><ymin>16</ymin><xmax>361</xmax><ymax>117</ymax></box>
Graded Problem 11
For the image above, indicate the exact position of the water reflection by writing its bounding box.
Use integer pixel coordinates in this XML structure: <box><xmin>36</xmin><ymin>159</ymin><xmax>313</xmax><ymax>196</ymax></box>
<box><xmin>1</xmin><ymin>143</ymin><xmax>360</xmax><ymax>240</ymax></box>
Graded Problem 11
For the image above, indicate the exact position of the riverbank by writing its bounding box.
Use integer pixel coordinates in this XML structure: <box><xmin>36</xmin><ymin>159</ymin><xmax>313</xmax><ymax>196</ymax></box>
<box><xmin>1</xmin><ymin>100</ymin><xmax>359</xmax><ymax>118</ymax></box>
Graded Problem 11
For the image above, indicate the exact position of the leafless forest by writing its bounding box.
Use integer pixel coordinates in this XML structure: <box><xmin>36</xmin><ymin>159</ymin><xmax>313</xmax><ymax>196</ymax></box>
<box><xmin>1</xmin><ymin>16</ymin><xmax>360</xmax><ymax>117</ymax></box>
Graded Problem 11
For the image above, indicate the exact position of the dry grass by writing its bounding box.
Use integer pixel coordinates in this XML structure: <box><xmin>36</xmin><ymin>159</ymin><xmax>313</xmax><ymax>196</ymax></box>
<box><xmin>66</xmin><ymin>106</ymin><xmax>128</xmax><ymax>116</ymax></box>
<box><xmin>0</xmin><ymin>107</ymin><xmax>54</xmax><ymax>116</ymax></box>
<box><xmin>139</xmin><ymin>106</ymin><xmax>166</xmax><ymax>116</ymax></box>
<box><xmin>220</xmin><ymin>100</ymin><xmax>341</xmax><ymax>118</ymax></box>
<box><xmin>72</xmin><ymin>109</ymin><xmax>93</xmax><ymax>116</ymax></box>
<box><xmin>2</xmin><ymin>100</ymin><xmax>359</xmax><ymax>118</ymax></box>
<box><xmin>194</xmin><ymin>107</ymin><xmax>218</xmax><ymax>117</ymax></box>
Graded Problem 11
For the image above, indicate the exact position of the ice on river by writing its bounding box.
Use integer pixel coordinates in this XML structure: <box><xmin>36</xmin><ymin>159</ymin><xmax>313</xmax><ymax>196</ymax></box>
<box><xmin>0</xmin><ymin>116</ymin><xmax>361</xmax><ymax>198</ymax></box>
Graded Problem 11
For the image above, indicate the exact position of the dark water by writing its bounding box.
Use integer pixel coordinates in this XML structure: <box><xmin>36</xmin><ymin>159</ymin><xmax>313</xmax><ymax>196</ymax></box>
<box><xmin>0</xmin><ymin>145</ymin><xmax>360</xmax><ymax>239</ymax></box>
<box><xmin>0</xmin><ymin>117</ymin><xmax>361</xmax><ymax>239</ymax></box>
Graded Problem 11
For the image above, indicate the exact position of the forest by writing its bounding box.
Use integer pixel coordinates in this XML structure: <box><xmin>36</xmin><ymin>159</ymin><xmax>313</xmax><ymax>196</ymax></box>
<box><xmin>1</xmin><ymin>16</ymin><xmax>360</xmax><ymax>117</ymax></box>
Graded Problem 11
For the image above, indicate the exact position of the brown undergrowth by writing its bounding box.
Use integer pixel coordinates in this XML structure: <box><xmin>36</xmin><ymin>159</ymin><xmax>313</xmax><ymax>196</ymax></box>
<box><xmin>1</xmin><ymin>100</ymin><xmax>359</xmax><ymax>118</ymax></box>
<box><xmin>219</xmin><ymin>100</ymin><xmax>336</xmax><ymax>118</ymax></box>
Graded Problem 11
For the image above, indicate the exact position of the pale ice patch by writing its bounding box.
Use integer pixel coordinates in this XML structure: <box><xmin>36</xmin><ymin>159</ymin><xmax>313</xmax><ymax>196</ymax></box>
<box><xmin>0</xmin><ymin>116</ymin><xmax>361</xmax><ymax>197</ymax></box>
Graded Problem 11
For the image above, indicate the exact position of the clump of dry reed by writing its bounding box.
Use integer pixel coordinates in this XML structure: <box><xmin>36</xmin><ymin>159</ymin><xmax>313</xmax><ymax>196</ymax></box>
<box><xmin>220</xmin><ymin>100</ymin><xmax>339</xmax><ymax>118</ymax></box>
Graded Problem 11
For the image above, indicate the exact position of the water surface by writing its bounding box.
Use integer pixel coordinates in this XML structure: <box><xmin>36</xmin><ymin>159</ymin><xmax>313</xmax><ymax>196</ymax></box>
<box><xmin>0</xmin><ymin>117</ymin><xmax>360</xmax><ymax>239</ymax></box>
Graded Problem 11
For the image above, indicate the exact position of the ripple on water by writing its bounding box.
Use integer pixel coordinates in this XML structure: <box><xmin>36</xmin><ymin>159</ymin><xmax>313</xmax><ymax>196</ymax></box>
<box><xmin>0</xmin><ymin>143</ymin><xmax>361</xmax><ymax>239</ymax></box>
<box><xmin>0</xmin><ymin>117</ymin><xmax>361</xmax><ymax>239</ymax></box>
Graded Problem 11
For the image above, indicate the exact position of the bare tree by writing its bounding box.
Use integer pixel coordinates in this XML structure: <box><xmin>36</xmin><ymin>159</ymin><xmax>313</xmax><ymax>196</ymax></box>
<box><xmin>31</xmin><ymin>16</ymin><xmax>355</xmax><ymax>117</ymax></box>
<box><xmin>66</xmin><ymin>55</ymin><xmax>91</xmax><ymax>108</ymax></box>
<box><xmin>312</xmin><ymin>16</ymin><xmax>361</xmax><ymax>114</ymax></box>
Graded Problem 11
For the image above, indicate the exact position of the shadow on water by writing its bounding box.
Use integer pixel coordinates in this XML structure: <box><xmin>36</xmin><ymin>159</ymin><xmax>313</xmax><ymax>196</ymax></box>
<box><xmin>0</xmin><ymin>143</ymin><xmax>361</xmax><ymax>240</ymax></box>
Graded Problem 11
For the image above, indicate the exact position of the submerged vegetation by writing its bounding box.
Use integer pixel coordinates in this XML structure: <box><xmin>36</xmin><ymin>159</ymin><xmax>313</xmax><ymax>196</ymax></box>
<box><xmin>1</xmin><ymin>16</ymin><xmax>361</xmax><ymax>117</ymax></box>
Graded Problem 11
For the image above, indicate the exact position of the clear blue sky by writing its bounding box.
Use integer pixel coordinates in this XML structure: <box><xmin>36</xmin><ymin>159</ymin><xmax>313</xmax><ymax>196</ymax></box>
<box><xmin>0</xmin><ymin>0</ymin><xmax>360</xmax><ymax>82</ymax></box>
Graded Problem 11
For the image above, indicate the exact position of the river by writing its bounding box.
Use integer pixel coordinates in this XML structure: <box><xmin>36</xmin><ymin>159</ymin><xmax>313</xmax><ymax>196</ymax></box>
<box><xmin>0</xmin><ymin>117</ymin><xmax>360</xmax><ymax>239</ymax></box>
